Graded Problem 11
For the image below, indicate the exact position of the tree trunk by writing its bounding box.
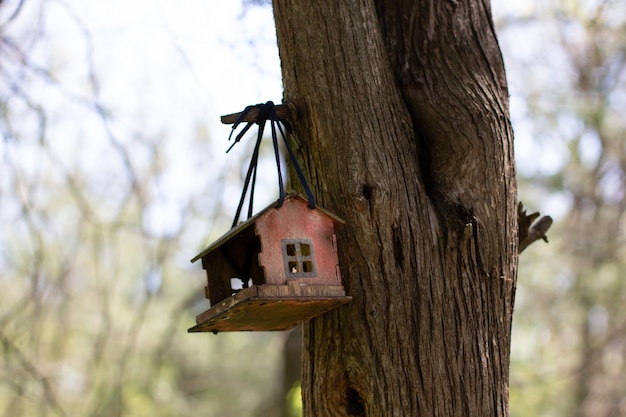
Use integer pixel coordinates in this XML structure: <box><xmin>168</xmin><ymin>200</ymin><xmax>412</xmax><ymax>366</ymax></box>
<box><xmin>272</xmin><ymin>1</ymin><xmax>517</xmax><ymax>416</ymax></box>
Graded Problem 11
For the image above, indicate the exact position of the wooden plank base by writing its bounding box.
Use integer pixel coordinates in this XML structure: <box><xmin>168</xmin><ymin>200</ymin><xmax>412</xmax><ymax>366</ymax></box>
<box><xmin>189</xmin><ymin>282</ymin><xmax>351</xmax><ymax>333</ymax></box>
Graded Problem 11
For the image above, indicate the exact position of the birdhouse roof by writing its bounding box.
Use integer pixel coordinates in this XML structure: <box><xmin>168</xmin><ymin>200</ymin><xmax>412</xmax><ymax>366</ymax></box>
<box><xmin>190</xmin><ymin>192</ymin><xmax>344</xmax><ymax>263</ymax></box>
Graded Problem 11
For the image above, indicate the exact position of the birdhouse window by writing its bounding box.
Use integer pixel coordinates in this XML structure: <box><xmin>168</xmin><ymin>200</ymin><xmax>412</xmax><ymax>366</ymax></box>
<box><xmin>282</xmin><ymin>239</ymin><xmax>316</xmax><ymax>278</ymax></box>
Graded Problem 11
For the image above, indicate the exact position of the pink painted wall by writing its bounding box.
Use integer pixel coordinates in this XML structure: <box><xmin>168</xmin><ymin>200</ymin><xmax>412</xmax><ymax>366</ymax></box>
<box><xmin>255</xmin><ymin>196</ymin><xmax>341</xmax><ymax>285</ymax></box>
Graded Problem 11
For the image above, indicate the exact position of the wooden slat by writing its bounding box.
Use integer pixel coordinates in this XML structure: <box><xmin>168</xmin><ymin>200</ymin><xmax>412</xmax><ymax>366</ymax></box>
<box><xmin>189</xmin><ymin>283</ymin><xmax>351</xmax><ymax>333</ymax></box>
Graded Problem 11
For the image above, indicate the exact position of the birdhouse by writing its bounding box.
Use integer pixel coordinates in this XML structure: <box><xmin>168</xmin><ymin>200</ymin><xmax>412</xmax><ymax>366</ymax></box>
<box><xmin>189</xmin><ymin>193</ymin><xmax>351</xmax><ymax>333</ymax></box>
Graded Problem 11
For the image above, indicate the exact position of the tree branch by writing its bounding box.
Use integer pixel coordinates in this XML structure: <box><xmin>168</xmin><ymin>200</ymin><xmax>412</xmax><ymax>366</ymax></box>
<box><xmin>518</xmin><ymin>202</ymin><xmax>553</xmax><ymax>253</ymax></box>
<box><xmin>220</xmin><ymin>102</ymin><xmax>294</xmax><ymax>124</ymax></box>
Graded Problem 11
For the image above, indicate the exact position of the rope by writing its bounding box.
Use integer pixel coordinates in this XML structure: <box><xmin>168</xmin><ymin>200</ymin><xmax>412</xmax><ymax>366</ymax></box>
<box><xmin>227</xmin><ymin>101</ymin><xmax>316</xmax><ymax>228</ymax></box>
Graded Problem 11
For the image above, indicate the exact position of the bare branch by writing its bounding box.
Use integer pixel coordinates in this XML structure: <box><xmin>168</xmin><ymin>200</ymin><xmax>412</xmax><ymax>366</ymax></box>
<box><xmin>0</xmin><ymin>332</ymin><xmax>68</xmax><ymax>417</ymax></box>
<box><xmin>518</xmin><ymin>201</ymin><xmax>553</xmax><ymax>254</ymax></box>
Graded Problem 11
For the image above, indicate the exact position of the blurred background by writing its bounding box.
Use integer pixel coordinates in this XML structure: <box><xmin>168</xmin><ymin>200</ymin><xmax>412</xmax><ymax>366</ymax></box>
<box><xmin>0</xmin><ymin>0</ymin><xmax>624</xmax><ymax>416</ymax></box>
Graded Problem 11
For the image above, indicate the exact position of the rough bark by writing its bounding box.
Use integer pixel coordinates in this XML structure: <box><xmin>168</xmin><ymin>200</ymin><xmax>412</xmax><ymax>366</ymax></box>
<box><xmin>272</xmin><ymin>1</ymin><xmax>517</xmax><ymax>416</ymax></box>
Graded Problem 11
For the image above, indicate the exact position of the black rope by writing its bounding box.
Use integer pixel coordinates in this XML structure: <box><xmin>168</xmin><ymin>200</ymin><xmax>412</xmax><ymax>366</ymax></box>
<box><xmin>231</xmin><ymin>127</ymin><xmax>263</xmax><ymax>228</ymax></box>
<box><xmin>275</xmin><ymin>114</ymin><xmax>316</xmax><ymax>208</ymax></box>
<box><xmin>227</xmin><ymin>101</ymin><xmax>316</xmax><ymax>228</ymax></box>
<box><xmin>270</xmin><ymin>116</ymin><xmax>285</xmax><ymax>207</ymax></box>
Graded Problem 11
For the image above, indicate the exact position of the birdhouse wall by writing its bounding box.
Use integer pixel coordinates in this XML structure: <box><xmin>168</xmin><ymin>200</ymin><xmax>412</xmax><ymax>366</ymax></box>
<box><xmin>201</xmin><ymin>225</ymin><xmax>263</xmax><ymax>306</ymax></box>
<box><xmin>201</xmin><ymin>251</ymin><xmax>237</xmax><ymax>305</ymax></box>
<box><xmin>255</xmin><ymin>198</ymin><xmax>341</xmax><ymax>285</ymax></box>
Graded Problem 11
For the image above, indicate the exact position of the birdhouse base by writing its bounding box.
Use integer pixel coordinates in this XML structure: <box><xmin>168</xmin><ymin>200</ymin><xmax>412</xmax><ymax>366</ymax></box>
<box><xmin>188</xmin><ymin>281</ymin><xmax>351</xmax><ymax>333</ymax></box>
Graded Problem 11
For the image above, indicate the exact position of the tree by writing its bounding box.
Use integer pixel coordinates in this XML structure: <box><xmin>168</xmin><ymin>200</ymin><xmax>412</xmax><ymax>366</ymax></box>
<box><xmin>272</xmin><ymin>1</ymin><xmax>519</xmax><ymax>416</ymax></box>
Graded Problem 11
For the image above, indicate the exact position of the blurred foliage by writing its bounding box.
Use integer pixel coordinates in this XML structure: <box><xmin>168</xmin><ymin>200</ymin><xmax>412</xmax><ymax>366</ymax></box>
<box><xmin>495</xmin><ymin>0</ymin><xmax>626</xmax><ymax>416</ymax></box>
<box><xmin>0</xmin><ymin>0</ymin><xmax>287</xmax><ymax>416</ymax></box>
<box><xmin>285</xmin><ymin>384</ymin><xmax>302</xmax><ymax>417</ymax></box>
<box><xmin>1</xmin><ymin>0</ymin><xmax>624</xmax><ymax>416</ymax></box>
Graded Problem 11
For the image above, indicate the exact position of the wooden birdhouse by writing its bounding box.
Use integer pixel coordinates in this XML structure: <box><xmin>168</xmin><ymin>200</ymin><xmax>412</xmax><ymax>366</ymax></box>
<box><xmin>189</xmin><ymin>193</ymin><xmax>351</xmax><ymax>333</ymax></box>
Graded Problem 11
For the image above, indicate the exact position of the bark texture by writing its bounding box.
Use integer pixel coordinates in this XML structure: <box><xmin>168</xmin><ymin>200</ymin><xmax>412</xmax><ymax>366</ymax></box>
<box><xmin>272</xmin><ymin>1</ymin><xmax>517</xmax><ymax>416</ymax></box>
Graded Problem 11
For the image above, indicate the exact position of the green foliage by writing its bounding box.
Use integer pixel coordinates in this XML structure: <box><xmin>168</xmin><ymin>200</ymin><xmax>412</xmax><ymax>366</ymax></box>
<box><xmin>285</xmin><ymin>383</ymin><xmax>303</xmax><ymax>417</ymax></box>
